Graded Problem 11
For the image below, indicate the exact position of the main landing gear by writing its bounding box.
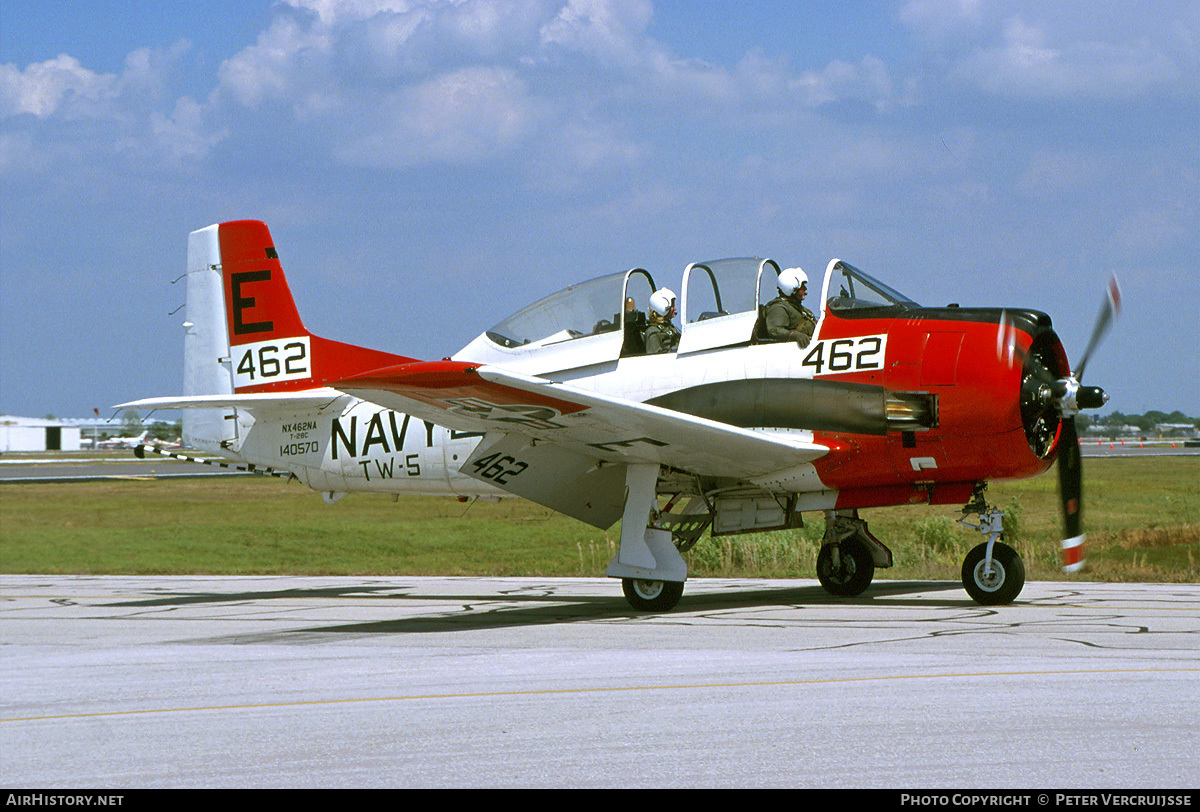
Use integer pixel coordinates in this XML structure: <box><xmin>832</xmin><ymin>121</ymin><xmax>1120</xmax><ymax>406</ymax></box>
<box><xmin>608</xmin><ymin>464</ymin><xmax>690</xmax><ymax>612</ymax></box>
<box><xmin>816</xmin><ymin>510</ymin><xmax>892</xmax><ymax>597</ymax></box>
<box><xmin>957</xmin><ymin>487</ymin><xmax>1025</xmax><ymax>605</ymax></box>
<box><xmin>621</xmin><ymin>578</ymin><xmax>686</xmax><ymax>612</ymax></box>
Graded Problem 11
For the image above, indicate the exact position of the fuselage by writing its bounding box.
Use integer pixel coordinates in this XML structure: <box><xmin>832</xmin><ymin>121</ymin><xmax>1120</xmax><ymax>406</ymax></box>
<box><xmin>228</xmin><ymin>296</ymin><xmax>1062</xmax><ymax>512</ymax></box>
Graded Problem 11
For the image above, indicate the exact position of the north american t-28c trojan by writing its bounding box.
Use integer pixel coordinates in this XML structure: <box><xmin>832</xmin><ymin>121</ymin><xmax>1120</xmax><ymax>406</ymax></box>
<box><xmin>120</xmin><ymin>220</ymin><xmax>1118</xmax><ymax>611</ymax></box>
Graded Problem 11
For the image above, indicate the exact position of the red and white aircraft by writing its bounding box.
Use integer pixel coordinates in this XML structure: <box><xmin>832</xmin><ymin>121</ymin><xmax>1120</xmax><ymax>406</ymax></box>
<box><xmin>119</xmin><ymin>220</ymin><xmax>1117</xmax><ymax>611</ymax></box>
<box><xmin>97</xmin><ymin>430</ymin><xmax>149</xmax><ymax>449</ymax></box>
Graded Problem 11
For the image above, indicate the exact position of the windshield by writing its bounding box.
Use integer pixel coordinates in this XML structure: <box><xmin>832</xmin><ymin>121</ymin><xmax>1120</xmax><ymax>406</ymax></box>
<box><xmin>825</xmin><ymin>262</ymin><xmax>919</xmax><ymax>312</ymax></box>
<box><xmin>486</xmin><ymin>270</ymin><xmax>656</xmax><ymax>348</ymax></box>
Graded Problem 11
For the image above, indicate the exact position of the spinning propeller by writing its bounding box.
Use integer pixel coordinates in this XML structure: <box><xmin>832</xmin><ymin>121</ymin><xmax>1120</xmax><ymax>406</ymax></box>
<box><xmin>998</xmin><ymin>275</ymin><xmax>1122</xmax><ymax>572</ymax></box>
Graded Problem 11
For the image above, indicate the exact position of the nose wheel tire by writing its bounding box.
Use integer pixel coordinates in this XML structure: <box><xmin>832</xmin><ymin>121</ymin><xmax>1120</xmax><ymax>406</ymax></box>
<box><xmin>816</xmin><ymin>538</ymin><xmax>875</xmax><ymax>597</ymax></box>
<box><xmin>962</xmin><ymin>541</ymin><xmax>1025</xmax><ymax>605</ymax></box>
<box><xmin>621</xmin><ymin>578</ymin><xmax>685</xmax><ymax>611</ymax></box>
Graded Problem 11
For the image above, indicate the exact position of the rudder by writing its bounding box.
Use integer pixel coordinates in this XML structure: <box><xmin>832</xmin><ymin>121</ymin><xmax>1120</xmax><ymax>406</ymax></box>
<box><xmin>218</xmin><ymin>220</ymin><xmax>314</xmax><ymax>393</ymax></box>
<box><xmin>220</xmin><ymin>220</ymin><xmax>308</xmax><ymax>344</ymax></box>
<box><xmin>181</xmin><ymin>223</ymin><xmax>235</xmax><ymax>451</ymax></box>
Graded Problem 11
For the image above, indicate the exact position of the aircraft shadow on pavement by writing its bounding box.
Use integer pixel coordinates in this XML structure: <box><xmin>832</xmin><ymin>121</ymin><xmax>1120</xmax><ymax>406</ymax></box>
<box><xmin>109</xmin><ymin>579</ymin><xmax>971</xmax><ymax>638</ymax></box>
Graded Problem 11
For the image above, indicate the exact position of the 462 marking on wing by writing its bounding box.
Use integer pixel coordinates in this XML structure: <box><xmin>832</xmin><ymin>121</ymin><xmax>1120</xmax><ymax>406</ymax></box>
<box><xmin>470</xmin><ymin>452</ymin><xmax>528</xmax><ymax>485</ymax></box>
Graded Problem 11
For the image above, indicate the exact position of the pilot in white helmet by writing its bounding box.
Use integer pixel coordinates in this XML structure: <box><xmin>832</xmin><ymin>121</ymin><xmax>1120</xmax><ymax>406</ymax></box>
<box><xmin>644</xmin><ymin>288</ymin><xmax>680</xmax><ymax>354</ymax></box>
<box><xmin>765</xmin><ymin>267</ymin><xmax>817</xmax><ymax>347</ymax></box>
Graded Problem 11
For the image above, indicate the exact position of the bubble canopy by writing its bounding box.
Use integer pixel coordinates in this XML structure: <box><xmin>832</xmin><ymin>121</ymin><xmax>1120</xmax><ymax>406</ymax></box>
<box><xmin>480</xmin><ymin>258</ymin><xmax>919</xmax><ymax>351</ymax></box>
<box><xmin>486</xmin><ymin>269</ymin><xmax>658</xmax><ymax>349</ymax></box>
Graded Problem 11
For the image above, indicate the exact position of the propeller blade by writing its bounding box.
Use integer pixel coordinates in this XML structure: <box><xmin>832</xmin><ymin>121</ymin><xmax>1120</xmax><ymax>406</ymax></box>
<box><xmin>996</xmin><ymin>309</ymin><xmax>1019</xmax><ymax>369</ymax></box>
<box><xmin>1057</xmin><ymin>417</ymin><xmax>1086</xmax><ymax>572</ymax></box>
<box><xmin>1074</xmin><ymin>274</ymin><xmax>1122</xmax><ymax>381</ymax></box>
<box><xmin>997</xmin><ymin>310</ymin><xmax>1058</xmax><ymax>389</ymax></box>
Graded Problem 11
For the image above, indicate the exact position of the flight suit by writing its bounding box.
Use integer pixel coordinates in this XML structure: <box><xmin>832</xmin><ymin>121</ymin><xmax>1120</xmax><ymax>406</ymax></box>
<box><xmin>644</xmin><ymin>319</ymin><xmax>680</xmax><ymax>354</ymax></box>
<box><xmin>765</xmin><ymin>294</ymin><xmax>817</xmax><ymax>347</ymax></box>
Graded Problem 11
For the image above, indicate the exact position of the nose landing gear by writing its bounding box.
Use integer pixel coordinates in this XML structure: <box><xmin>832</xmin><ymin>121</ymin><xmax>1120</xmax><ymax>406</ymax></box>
<box><xmin>958</xmin><ymin>487</ymin><xmax>1025</xmax><ymax>605</ymax></box>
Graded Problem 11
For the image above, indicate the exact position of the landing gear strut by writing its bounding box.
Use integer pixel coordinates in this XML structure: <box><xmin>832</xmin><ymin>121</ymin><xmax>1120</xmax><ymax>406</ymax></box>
<box><xmin>608</xmin><ymin>464</ymin><xmax>688</xmax><ymax>612</ymax></box>
<box><xmin>958</xmin><ymin>486</ymin><xmax>1025</xmax><ymax>605</ymax></box>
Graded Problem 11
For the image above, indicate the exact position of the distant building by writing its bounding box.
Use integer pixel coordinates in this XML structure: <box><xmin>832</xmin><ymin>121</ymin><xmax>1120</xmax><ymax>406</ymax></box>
<box><xmin>0</xmin><ymin>415</ymin><xmax>82</xmax><ymax>452</ymax></box>
<box><xmin>1155</xmin><ymin>423</ymin><xmax>1199</xmax><ymax>438</ymax></box>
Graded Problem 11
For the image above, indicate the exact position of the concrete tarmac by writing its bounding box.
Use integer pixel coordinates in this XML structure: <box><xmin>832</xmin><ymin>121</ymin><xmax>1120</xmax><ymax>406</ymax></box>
<box><xmin>1</xmin><ymin>575</ymin><xmax>1196</xmax><ymax>789</ymax></box>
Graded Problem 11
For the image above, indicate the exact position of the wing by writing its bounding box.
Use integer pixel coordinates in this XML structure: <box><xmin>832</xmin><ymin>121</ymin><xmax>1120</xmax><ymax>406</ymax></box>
<box><xmin>119</xmin><ymin>362</ymin><xmax>829</xmax><ymax>529</ymax></box>
<box><xmin>335</xmin><ymin>361</ymin><xmax>828</xmax><ymax>479</ymax></box>
<box><xmin>120</xmin><ymin>363</ymin><xmax>827</xmax><ymax>478</ymax></box>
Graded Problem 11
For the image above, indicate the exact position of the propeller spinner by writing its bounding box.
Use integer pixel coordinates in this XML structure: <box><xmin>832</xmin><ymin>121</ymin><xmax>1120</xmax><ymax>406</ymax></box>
<box><xmin>998</xmin><ymin>275</ymin><xmax>1121</xmax><ymax>572</ymax></box>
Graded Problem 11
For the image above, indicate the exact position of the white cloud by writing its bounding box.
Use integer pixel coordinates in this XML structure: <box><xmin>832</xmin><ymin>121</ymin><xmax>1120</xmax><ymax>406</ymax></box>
<box><xmin>336</xmin><ymin>66</ymin><xmax>536</xmax><ymax>167</ymax></box>
<box><xmin>217</xmin><ymin>11</ymin><xmax>333</xmax><ymax>108</ymax></box>
<box><xmin>150</xmin><ymin>97</ymin><xmax>229</xmax><ymax>165</ymax></box>
<box><xmin>957</xmin><ymin>16</ymin><xmax>1179</xmax><ymax>99</ymax></box>
<box><xmin>899</xmin><ymin>3</ymin><xmax>1196</xmax><ymax>101</ymax></box>
<box><xmin>539</xmin><ymin>0</ymin><xmax>653</xmax><ymax>62</ymax></box>
<box><xmin>1</xmin><ymin>44</ymin><xmax>188</xmax><ymax>120</ymax></box>
<box><xmin>194</xmin><ymin>0</ymin><xmax>925</xmax><ymax>178</ymax></box>
<box><xmin>285</xmin><ymin>0</ymin><xmax>421</xmax><ymax>26</ymax></box>
<box><xmin>0</xmin><ymin>43</ymin><xmax>216</xmax><ymax>178</ymax></box>
<box><xmin>0</xmin><ymin>54</ymin><xmax>117</xmax><ymax>118</ymax></box>
<box><xmin>791</xmin><ymin>55</ymin><xmax>898</xmax><ymax>111</ymax></box>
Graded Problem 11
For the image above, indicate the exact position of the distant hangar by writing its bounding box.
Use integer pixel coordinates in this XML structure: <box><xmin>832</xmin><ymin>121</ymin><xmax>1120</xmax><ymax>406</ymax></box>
<box><xmin>0</xmin><ymin>415</ymin><xmax>82</xmax><ymax>452</ymax></box>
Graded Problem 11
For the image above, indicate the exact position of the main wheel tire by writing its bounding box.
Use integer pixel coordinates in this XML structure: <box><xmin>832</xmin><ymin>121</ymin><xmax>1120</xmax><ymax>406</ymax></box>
<box><xmin>816</xmin><ymin>538</ymin><xmax>875</xmax><ymax>597</ymax></box>
<box><xmin>621</xmin><ymin>578</ymin><xmax>685</xmax><ymax>611</ymax></box>
<box><xmin>961</xmin><ymin>541</ymin><xmax>1025</xmax><ymax>605</ymax></box>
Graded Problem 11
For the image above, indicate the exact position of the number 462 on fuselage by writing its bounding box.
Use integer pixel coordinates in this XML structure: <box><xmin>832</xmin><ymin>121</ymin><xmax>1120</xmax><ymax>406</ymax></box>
<box><xmin>120</xmin><ymin>220</ymin><xmax>1117</xmax><ymax>611</ymax></box>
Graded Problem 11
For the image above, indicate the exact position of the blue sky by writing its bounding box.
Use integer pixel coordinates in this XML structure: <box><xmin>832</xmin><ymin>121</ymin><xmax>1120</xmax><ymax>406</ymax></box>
<box><xmin>2</xmin><ymin>0</ymin><xmax>1197</xmax><ymax>420</ymax></box>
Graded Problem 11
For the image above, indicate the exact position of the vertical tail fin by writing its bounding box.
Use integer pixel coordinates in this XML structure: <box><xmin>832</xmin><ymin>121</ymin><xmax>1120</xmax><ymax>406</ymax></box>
<box><xmin>181</xmin><ymin>220</ymin><xmax>415</xmax><ymax>450</ymax></box>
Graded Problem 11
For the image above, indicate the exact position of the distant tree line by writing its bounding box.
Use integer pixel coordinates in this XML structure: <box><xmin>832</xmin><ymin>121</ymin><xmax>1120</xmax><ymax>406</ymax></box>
<box><xmin>1078</xmin><ymin>410</ymin><xmax>1199</xmax><ymax>435</ymax></box>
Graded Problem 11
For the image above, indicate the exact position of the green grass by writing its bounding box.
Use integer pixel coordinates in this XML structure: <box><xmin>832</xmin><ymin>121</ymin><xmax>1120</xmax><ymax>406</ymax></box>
<box><xmin>1</xmin><ymin>457</ymin><xmax>1196</xmax><ymax>582</ymax></box>
<box><xmin>692</xmin><ymin>457</ymin><xmax>1199</xmax><ymax>582</ymax></box>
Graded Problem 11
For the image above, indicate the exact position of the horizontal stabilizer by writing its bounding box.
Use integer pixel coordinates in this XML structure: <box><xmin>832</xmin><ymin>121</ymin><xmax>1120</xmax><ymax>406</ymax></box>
<box><xmin>115</xmin><ymin>388</ymin><xmax>346</xmax><ymax>412</ymax></box>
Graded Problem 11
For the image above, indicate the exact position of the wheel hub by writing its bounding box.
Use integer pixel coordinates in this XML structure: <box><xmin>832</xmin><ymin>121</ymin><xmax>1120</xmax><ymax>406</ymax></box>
<box><xmin>828</xmin><ymin>558</ymin><xmax>856</xmax><ymax>584</ymax></box>
<box><xmin>631</xmin><ymin>579</ymin><xmax>664</xmax><ymax>600</ymax></box>
<box><xmin>972</xmin><ymin>559</ymin><xmax>1006</xmax><ymax>592</ymax></box>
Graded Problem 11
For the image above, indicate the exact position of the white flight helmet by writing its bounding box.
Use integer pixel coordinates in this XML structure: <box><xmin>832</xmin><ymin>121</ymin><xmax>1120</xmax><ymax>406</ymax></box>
<box><xmin>778</xmin><ymin>267</ymin><xmax>808</xmax><ymax>296</ymax></box>
<box><xmin>649</xmin><ymin>288</ymin><xmax>677</xmax><ymax>317</ymax></box>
